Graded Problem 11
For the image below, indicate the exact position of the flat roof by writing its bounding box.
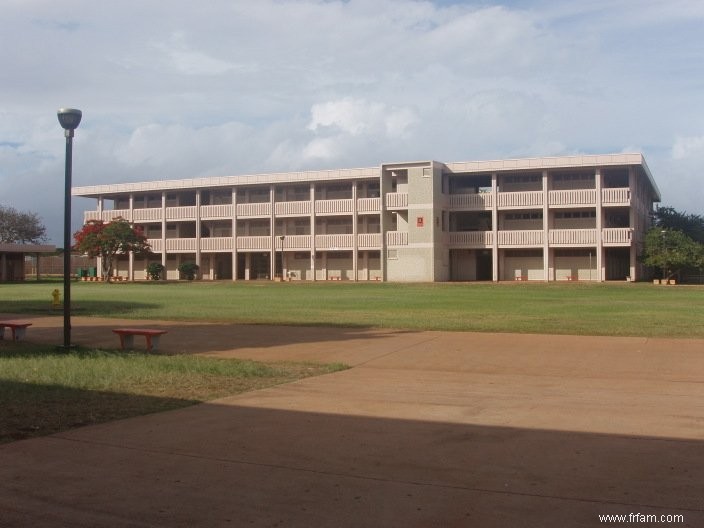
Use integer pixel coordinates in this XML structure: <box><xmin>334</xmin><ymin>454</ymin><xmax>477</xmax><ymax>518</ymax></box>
<box><xmin>72</xmin><ymin>153</ymin><xmax>660</xmax><ymax>201</ymax></box>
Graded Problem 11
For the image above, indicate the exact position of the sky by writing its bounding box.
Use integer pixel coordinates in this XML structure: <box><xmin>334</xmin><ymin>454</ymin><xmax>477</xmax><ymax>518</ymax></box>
<box><xmin>1</xmin><ymin>0</ymin><xmax>703</xmax><ymax>245</ymax></box>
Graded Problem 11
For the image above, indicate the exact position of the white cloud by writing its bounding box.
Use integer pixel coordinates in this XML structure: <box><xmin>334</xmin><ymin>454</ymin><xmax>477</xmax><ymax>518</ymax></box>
<box><xmin>672</xmin><ymin>136</ymin><xmax>704</xmax><ymax>160</ymax></box>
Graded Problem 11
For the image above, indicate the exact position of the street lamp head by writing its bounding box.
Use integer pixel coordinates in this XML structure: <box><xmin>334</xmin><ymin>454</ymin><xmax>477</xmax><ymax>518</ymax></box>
<box><xmin>57</xmin><ymin>108</ymin><xmax>82</xmax><ymax>136</ymax></box>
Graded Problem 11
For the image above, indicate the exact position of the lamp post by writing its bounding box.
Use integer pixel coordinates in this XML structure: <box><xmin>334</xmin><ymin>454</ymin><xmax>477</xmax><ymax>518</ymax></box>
<box><xmin>57</xmin><ymin>108</ymin><xmax>82</xmax><ymax>349</ymax></box>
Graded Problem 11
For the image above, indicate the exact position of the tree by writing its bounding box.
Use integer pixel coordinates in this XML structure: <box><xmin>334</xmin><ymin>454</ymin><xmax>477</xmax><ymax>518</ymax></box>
<box><xmin>74</xmin><ymin>218</ymin><xmax>151</xmax><ymax>282</ymax></box>
<box><xmin>0</xmin><ymin>205</ymin><xmax>47</xmax><ymax>244</ymax></box>
<box><xmin>654</xmin><ymin>206</ymin><xmax>704</xmax><ymax>243</ymax></box>
<box><xmin>642</xmin><ymin>228</ymin><xmax>704</xmax><ymax>280</ymax></box>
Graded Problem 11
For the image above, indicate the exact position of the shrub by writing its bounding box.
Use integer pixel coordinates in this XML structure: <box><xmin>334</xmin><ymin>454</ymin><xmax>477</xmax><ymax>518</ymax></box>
<box><xmin>147</xmin><ymin>262</ymin><xmax>165</xmax><ymax>280</ymax></box>
<box><xmin>178</xmin><ymin>262</ymin><xmax>200</xmax><ymax>280</ymax></box>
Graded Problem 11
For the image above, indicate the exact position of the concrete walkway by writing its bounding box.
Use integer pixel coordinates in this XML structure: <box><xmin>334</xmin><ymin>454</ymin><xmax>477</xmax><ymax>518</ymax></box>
<box><xmin>1</xmin><ymin>317</ymin><xmax>703</xmax><ymax>526</ymax></box>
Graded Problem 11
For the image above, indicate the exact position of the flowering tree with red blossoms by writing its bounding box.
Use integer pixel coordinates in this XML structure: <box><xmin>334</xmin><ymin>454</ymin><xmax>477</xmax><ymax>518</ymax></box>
<box><xmin>73</xmin><ymin>218</ymin><xmax>151</xmax><ymax>282</ymax></box>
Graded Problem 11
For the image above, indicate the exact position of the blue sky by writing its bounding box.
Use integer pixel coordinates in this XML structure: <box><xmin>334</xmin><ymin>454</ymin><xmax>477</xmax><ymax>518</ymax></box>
<box><xmin>1</xmin><ymin>0</ymin><xmax>703</xmax><ymax>244</ymax></box>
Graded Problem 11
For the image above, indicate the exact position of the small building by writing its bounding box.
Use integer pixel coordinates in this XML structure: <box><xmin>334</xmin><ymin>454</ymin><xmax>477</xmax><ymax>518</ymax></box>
<box><xmin>0</xmin><ymin>243</ymin><xmax>57</xmax><ymax>281</ymax></box>
<box><xmin>72</xmin><ymin>153</ymin><xmax>661</xmax><ymax>282</ymax></box>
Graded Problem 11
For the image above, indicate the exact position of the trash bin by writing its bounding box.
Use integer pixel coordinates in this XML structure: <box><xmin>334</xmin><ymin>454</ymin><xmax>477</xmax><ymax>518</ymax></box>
<box><xmin>88</xmin><ymin>267</ymin><xmax>97</xmax><ymax>277</ymax></box>
<box><xmin>76</xmin><ymin>268</ymin><xmax>86</xmax><ymax>278</ymax></box>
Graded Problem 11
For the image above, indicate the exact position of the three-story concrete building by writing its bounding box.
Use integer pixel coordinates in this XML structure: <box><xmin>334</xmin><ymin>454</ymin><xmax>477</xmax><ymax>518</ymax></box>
<box><xmin>73</xmin><ymin>152</ymin><xmax>660</xmax><ymax>282</ymax></box>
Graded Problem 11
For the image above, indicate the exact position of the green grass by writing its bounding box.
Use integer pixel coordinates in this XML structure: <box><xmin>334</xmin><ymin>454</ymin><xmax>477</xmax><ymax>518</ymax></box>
<box><xmin>0</xmin><ymin>342</ymin><xmax>346</xmax><ymax>443</ymax></box>
<box><xmin>2</xmin><ymin>280</ymin><xmax>703</xmax><ymax>338</ymax></box>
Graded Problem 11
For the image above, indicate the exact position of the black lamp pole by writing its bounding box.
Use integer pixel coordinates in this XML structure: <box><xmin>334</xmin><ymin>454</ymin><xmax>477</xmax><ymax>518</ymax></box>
<box><xmin>57</xmin><ymin>108</ymin><xmax>82</xmax><ymax>349</ymax></box>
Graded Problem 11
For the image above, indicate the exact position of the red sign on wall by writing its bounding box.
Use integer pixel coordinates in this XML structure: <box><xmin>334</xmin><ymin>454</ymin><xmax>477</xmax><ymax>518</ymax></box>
<box><xmin>416</xmin><ymin>216</ymin><xmax>424</xmax><ymax>227</ymax></box>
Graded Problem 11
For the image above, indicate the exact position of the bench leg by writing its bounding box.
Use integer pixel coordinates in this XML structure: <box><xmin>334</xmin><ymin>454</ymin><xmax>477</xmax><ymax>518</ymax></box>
<box><xmin>0</xmin><ymin>328</ymin><xmax>4</xmax><ymax>340</ymax></box>
<box><xmin>118</xmin><ymin>334</ymin><xmax>135</xmax><ymax>350</ymax></box>
<box><xmin>148</xmin><ymin>335</ymin><xmax>161</xmax><ymax>352</ymax></box>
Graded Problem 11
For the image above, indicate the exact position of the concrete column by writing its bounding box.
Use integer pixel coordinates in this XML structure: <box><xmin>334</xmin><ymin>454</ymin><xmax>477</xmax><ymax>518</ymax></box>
<box><xmin>245</xmin><ymin>253</ymin><xmax>251</xmax><ymax>281</ymax></box>
<box><xmin>595</xmin><ymin>168</ymin><xmax>604</xmax><ymax>281</ymax></box>
<box><xmin>232</xmin><ymin>187</ymin><xmax>238</xmax><ymax>281</ymax></box>
<box><xmin>491</xmin><ymin>172</ymin><xmax>499</xmax><ymax>281</ymax></box>
<box><xmin>628</xmin><ymin>166</ymin><xmax>638</xmax><ymax>280</ymax></box>
<box><xmin>195</xmin><ymin>190</ymin><xmax>202</xmax><ymax>276</ymax></box>
<box><xmin>270</xmin><ymin>185</ymin><xmax>276</xmax><ymax>280</ymax></box>
<box><xmin>352</xmin><ymin>182</ymin><xmax>358</xmax><ymax>281</ymax></box>
<box><xmin>542</xmin><ymin>170</ymin><xmax>550</xmax><ymax>281</ymax></box>
<box><xmin>161</xmin><ymin>192</ymin><xmax>167</xmax><ymax>271</ymax></box>
<box><xmin>310</xmin><ymin>182</ymin><xmax>316</xmax><ymax>281</ymax></box>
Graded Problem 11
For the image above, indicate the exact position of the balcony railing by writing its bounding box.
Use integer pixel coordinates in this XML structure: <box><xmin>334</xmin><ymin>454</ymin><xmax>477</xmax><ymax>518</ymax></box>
<box><xmin>357</xmin><ymin>197</ymin><xmax>381</xmax><ymax>213</ymax></box>
<box><xmin>315</xmin><ymin>234</ymin><xmax>354</xmax><ymax>249</ymax></box>
<box><xmin>602</xmin><ymin>227</ymin><xmax>633</xmax><ymax>245</ymax></box>
<box><xmin>236</xmin><ymin>236</ymin><xmax>271</xmax><ymax>250</ymax></box>
<box><xmin>282</xmin><ymin>235</ymin><xmax>312</xmax><ymax>250</ymax></box>
<box><xmin>201</xmin><ymin>204</ymin><xmax>233</xmax><ymax>219</ymax></box>
<box><xmin>386</xmin><ymin>231</ymin><xmax>408</xmax><ymax>246</ymax></box>
<box><xmin>548</xmin><ymin>189</ymin><xmax>596</xmax><ymax>207</ymax></box>
<box><xmin>147</xmin><ymin>238</ymin><xmax>163</xmax><ymax>252</ymax></box>
<box><xmin>165</xmin><ymin>238</ymin><xmax>197</xmax><ymax>251</ymax></box>
<box><xmin>236</xmin><ymin>202</ymin><xmax>271</xmax><ymax>217</ymax></box>
<box><xmin>549</xmin><ymin>229</ymin><xmax>597</xmax><ymax>245</ymax></box>
<box><xmin>275</xmin><ymin>201</ymin><xmax>311</xmax><ymax>216</ymax></box>
<box><xmin>448</xmin><ymin>193</ymin><xmax>493</xmax><ymax>210</ymax></box>
<box><xmin>448</xmin><ymin>231</ymin><xmax>493</xmax><ymax>247</ymax></box>
<box><xmin>358</xmin><ymin>233</ymin><xmax>382</xmax><ymax>248</ymax></box>
<box><xmin>498</xmin><ymin>230</ymin><xmax>543</xmax><ymax>246</ymax></box>
<box><xmin>497</xmin><ymin>191</ymin><xmax>543</xmax><ymax>208</ymax></box>
<box><xmin>315</xmin><ymin>199</ymin><xmax>353</xmax><ymax>215</ymax></box>
<box><xmin>200</xmin><ymin>237</ymin><xmax>234</xmax><ymax>251</ymax></box>
<box><xmin>602</xmin><ymin>188</ymin><xmax>630</xmax><ymax>205</ymax></box>
<box><xmin>166</xmin><ymin>206</ymin><xmax>197</xmax><ymax>220</ymax></box>
<box><xmin>385</xmin><ymin>193</ymin><xmax>408</xmax><ymax>209</ymax></box>
<box><xmin>133</xmin><ymin>208</ymin><xmax>162</xmax><ymax>222</ymax></box>
<box><xmin>84</xmin><ymin>209</ymin><xmax>131</xmax><ymax>223</ymax></box>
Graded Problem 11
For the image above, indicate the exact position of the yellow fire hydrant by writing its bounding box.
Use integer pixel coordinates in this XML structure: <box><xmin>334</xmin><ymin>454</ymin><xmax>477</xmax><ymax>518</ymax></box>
<box><xmin>51</xmin><ymin>289</ymin><xmax>61</xmax><ymax>309</ymax></box>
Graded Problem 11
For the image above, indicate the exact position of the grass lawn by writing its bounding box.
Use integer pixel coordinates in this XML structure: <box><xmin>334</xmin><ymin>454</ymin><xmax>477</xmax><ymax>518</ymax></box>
<box><xmin>2</xmin><ymin>280</ymin><xmax>703</xmax><ymax>338</ymax></box>
<box><xmin>0</xmin><ymin>341</ymin><xmax>345</xmax><ymax>444</ymax></box>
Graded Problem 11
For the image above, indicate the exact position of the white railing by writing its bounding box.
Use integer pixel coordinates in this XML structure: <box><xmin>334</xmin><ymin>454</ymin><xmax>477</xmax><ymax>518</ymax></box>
<box><xmin>282</xmin><ymin>235</ymin><xmax>312</xmax><ymax>249</ymax></box>
<box><xmin>237</xmin><ymin>202</ymin><xmax>271</xmax><ymax>217</ymax></box>
<box><xmin>498</xmin><ymin>230</ymin><xmax>543</xmax><ymax>246</ymax></box>
<box><xmin>275</xmin><ymin>201</ymin><xmax>311</xmax><ymax>216</ymax></box>
<box><xmin>147</xmin><ymin>238</ymin><xmax>163</xmax><ymax>252</ymax></box>
<box><xmin>84</xmin><ymin>209</ymin><xmax>131</xmax><ymax>222</ymax></box>
<box><xmin>358</xmin><ymin>233</ymin><xmax>382</xmax><ymax>248</ymax></box>
<box><xmin>385</xmin><ymin>193</ymin><xmax>409</xmax><ymax>209</ymax></box>
<box><xmin>200</xmin><ymin>237</ymin><xmax>234</xmax><ymax>251</ymax></box>
<box><xmin>315</xmin><ymin>234</ymin><xmax>354</xmax><ymax>249</ymax></box>
<box><xmin>549</xmin><ymin>229</ymin><xmax>597</xmax><ymax>245</ymax></box>
<box><xmin>357</xmin><ymin>197</ymin><xmax>381</xmax><ymax>213</ymax></box>
<box><xmin>133</xmin><ymin>208</ymin><xmax>162</xmax><ymax>222</ymax></box>
<box><xmin>448</xmin><ymin>231</ymin><xmax>493</xmax><ymax>247</ymax></box>
<box><xmin>497</xmin><ymin>191</ymin><xmax>543</xmax><ymax>208</ymax></box>
<box><xmin>548</xmin><ymin>189</ymin><xmax>596</xmax><ymax>206</ymax></box>
<box><xmin>602</xmin><ymin>228</ymin><xmax>633</xmax><ymax>244</ymax></box>
<box><xmin>165</xmin><ymin>238</ymin><xmax>197</xmax><ymax>251</ymax></box>
<box><xmin>201</xmin><ymin>204</ymin><xmax>233</xmax><ymax>219</ymax></box>
<box><xmin>602</xmin><ymin>188</ymin><xmax>631</xmax><ymax>205</ymax></box>
<box><xmin>386</xmin><ymin>231</ymin><xmax>408</xmax><ymax>246</ymax></box>
<box><xmin>315</xmin><ymin>199</ymin><xmax>354</xmax><ymax>215</ymax></box>
<box><xmin>237</xmin><ymin>236</ymin><xmax>271</xmax><ymax>250</ymax></box>
<box><xmin>449</xmin><ymin>193</ymin><xmax>493</xmax><ymax>209</ymax></box>
<box><xmin>166</xmin><ymin>206</ymin><xmax>197</xmax><ymax>220</ymax></box>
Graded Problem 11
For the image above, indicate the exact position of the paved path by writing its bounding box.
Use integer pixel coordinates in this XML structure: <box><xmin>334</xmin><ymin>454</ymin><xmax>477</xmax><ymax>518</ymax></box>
<box><xmin>1</xmin><ymin>316</ymin><xmax>703</xmax><ymax>526</ymax></box>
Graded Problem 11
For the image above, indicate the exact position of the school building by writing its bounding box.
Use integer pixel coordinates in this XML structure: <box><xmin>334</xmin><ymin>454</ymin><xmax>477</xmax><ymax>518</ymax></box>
<box><xmin>72</xmin><ymin>153</ymin><xmax>660</xmax><ymax>282</ymax></box>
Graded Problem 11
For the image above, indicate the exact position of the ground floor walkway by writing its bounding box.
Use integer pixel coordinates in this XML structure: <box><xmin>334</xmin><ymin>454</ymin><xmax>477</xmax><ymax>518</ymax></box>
<box><xmin>1</xmin><ymin>317</ymin><xmax>703</xmax><ymax>526</ymax></box>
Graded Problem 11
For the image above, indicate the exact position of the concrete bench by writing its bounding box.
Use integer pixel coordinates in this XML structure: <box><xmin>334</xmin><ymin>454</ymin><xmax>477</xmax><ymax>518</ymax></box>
<box><xmin>112</xmin><ymin>328</ymin><xmax>168</xmax><ymax>352</ymax></box>
<box><xmin>0</xmin><ymin>321</ymin><xmax>32</xmax><ymax>341</ymax></box>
